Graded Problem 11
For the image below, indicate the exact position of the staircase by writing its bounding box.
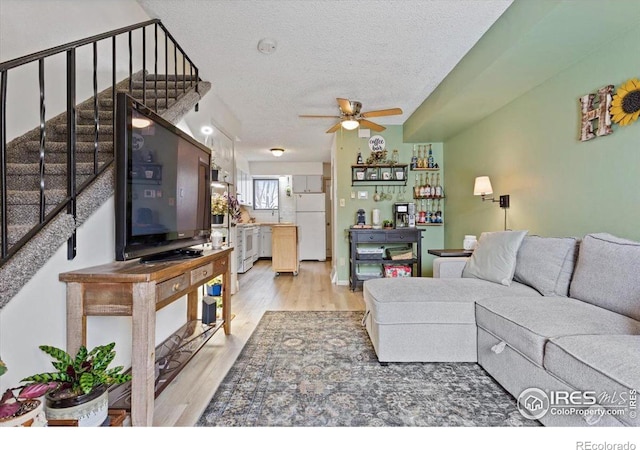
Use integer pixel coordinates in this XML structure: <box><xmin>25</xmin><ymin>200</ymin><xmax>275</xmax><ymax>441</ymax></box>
<box><xmin>0</xmin><ymin>20</ymin><xmax>211</xmax><ymax>308</ymax></box>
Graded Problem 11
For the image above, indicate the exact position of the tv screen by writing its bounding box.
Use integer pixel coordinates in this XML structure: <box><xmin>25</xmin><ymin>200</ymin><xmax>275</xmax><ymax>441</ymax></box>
<box><xmin>115</xmin><ymin>93</ymin><xmax>211</xmax><ymax>262</ymax></box>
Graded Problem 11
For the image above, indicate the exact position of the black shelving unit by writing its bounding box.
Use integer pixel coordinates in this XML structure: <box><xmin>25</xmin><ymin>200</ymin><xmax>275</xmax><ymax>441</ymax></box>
<box><xmin>348</xmin><ymin>228</ymin><xmax>423</xmax><ymax>291</ymax></box>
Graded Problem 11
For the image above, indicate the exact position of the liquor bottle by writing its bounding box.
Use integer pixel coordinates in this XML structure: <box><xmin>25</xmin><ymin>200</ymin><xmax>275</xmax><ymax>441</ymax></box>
<box><xmin>427</xmin><ymin>144</ymin><xmax>434</xmax><ymax>168</ymax></box>
<box><xmin>436</xmin><ymin>199</ymin><xmax>443</xmax><ymax>223</ymax></box>
<box><xmin>413</xmin><ymin>174</ymin><xmax>420</xmax><ymax>198</ymax></box>
<box><xmin>435</xmin><ymin>173</ymin><xmax>443</xmax><ymax>198</ymax></box>
<box><xmin>416</xmin><ymin>146</ymin><xmax>423</xmax><ymax>168</ymax></box>
<box><xmin>410</xmin><ymin>146</ymin><xmax>417</xmax><ymax>169</ymax></box>
<box><xmin>357</xmin><ymin>152</ymin><xmax>363</xmax><ymax>164</ymax></box>
<box><xmin>429</xmin><ymin>174</ymin><xmax>436</xmax><ymax>198</ymax></box>
<box><xmin>420</xmin><ymin>173</ymin><xmax>429</xmax><ymax>198</ymax></box>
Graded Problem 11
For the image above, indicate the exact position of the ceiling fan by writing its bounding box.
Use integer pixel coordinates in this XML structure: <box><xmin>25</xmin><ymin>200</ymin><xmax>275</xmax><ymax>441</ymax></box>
<box><xmin>299</xmin><ymin>98</ymin><xmax>403</xmax><ymax>133</ymax></box>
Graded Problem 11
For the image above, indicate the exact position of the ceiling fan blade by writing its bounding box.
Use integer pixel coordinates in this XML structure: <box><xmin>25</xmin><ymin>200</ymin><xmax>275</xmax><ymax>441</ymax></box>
<box><xmin>325</xmin><ymin>122</ymin><xmax>342</xmax><ymax>133</ymax></box>
<box><xmin>337</xmin><ymin>98</ymin><xmax>353</xmax><ymax>115</ymax></box>
<box><xmin>359</xmin><ymin>119</ymin><xmax>386</xmax><ymax>132</ymax></box>
<box><xmin>360</xmin><ymin>107</ymin><xmax>403</xmax><ymax>118</ymax></box>
<box><xmin>299</xmin><ymin>114</ymin><xmax>341</xmax><ymax>119</ymax></box>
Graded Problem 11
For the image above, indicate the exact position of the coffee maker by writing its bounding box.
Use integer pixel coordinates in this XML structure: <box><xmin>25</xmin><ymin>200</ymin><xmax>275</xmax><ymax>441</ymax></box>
<box><xmin>394</xmin><ymin>202</ymin><xmax>416</xmax><ymax>228</ymax></box>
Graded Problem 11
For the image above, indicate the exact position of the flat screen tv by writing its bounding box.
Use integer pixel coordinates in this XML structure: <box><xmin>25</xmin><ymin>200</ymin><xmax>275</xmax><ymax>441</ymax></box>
<box><xmin>115</xmin><ymin>92</ymin><xmax>211</xmax><ymax>262</ymax></box>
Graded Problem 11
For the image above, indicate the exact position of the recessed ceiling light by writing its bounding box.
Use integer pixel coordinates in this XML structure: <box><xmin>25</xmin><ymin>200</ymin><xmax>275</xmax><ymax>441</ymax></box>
<box><xmin>270</xmin><ymin>148</ymin><xmax>285</xmax><ymax>157</ymax></box>
<box><xmin>132</xmin><ymin>117</ymin><xmax>152</xmax><ymax>128</ymax></box>
<box><xmin>201</xmin><ymin>125</ymin><xmax>214</xmax><ymax>135</ymax></box>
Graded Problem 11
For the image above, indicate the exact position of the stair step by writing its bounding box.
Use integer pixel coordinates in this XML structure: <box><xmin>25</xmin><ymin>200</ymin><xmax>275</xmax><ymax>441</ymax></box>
<box><xmin>99</xmin><ymin>96</ymin><xmax>176</xmax><ymax>110</ymax></box>
<box><xmin>19</xmin><ymin>141</ymin><xmax>114</xmax><ymax>154</ymax></box>
<box><xmin>145</xmin><ymin>74</ymin><xmax>198</xmax><ymax>82</ymax></box>
<box><xmin>6</xmin><ymin>163</ymin><xmax>94</xmax><ymax>190</ymax></box>
<box><xmin>131</xmin><ymin>80</ymin><xmax>195</xmax><ymax>90</ymax></box>
<box><xmin>5</xmin><ymin>203</ymin><xmax>61</xmax><ymax>226</ymax></box>
<box><xmin>7</xmin><ymin>141</ymin><xmax>113</xmax><ymax>165</ymax></box>
<box><xmin>6</xmin><ymin>189</ymin><xmax>68</xmax><ymax>205</ymax></box>
<box><xmin>77</xmin><ymin>109</ymin><xmax>114</xmax><ymax>124</ymax></box>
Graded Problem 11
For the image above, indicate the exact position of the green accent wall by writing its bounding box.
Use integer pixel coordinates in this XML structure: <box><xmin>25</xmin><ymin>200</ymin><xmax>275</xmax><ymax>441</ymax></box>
<box><xmin>334</xmin><ymin>126</ymin><xmax>444</xmax><ymax>283</ymax></box>
<box><xmin>443</xmin><ymin>22</ymin><xmax>640</xmax><ymax>247</ymax></box>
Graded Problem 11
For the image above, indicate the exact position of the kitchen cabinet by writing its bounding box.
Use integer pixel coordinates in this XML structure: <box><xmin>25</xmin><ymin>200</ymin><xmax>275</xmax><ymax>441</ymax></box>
<box><xmin>292</xmin><ymin>175</ymin><xmax>323</xmax><ymax>193</ymax></box>
<box><xmin>348</xmin><ymin>228</ymin><xmax>423</xmax><ymax>291</ymax></box>
<box><xmin>259</xmin><ymin>225</ymin><xmax>272</xmax><ymax>258</ymax></box>
<box><xmin>236</xmin><ymin>169</ymin><xmax>253</xmax><ymax>206</ymax></box>
<box><xmin>272</xmin><ymin>225</ymin><xmax>298</xmax><ymax>275</ymax></box>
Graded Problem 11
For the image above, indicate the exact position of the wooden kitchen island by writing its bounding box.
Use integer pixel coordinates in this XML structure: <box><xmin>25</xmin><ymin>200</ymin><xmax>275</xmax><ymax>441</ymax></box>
<box><xmin>271</xmin><ymin>224</ymin><xmax>299</xmax><ymax>275</ymax></box>
<box><xmin>59</xmin><ymin>248</ymin><xmax>232</xmax><ymax>427</ymax></box>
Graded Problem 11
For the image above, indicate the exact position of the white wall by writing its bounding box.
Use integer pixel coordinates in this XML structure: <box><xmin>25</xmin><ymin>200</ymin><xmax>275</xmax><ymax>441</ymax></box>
<box><xmin>249</xmin><ymin>161</ymin><xmax>323</xmax><ymax>176</ymax></box>
<box><xmin>0</xmin><ymin>0</ymin><xmax>214</xmax><ymax>391</ymax></box>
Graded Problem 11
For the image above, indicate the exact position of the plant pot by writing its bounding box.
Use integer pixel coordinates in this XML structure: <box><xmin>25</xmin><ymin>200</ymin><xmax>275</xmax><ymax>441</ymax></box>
<box><xmin>45</xmin><ymin>385</ymin><xmax>108</xmax><ymax>427</ymax></box>
<box><xmin>0</xmin><ymin>399</ymin><xmax>47</xmax><ymax>427</ymax></box>
<box><xmin>212</xmin><ymin>214</ymin><xmax>225</xmax><ymax>224</ymax></box>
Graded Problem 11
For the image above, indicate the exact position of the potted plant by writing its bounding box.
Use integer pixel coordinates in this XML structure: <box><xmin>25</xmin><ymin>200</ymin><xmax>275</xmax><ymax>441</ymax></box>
<box><xmin>211</xmin><ymin>192</ymin><xmax>228</xmax><ymax>224</ymax></box>
<box><xmin>383</xmin><ymin>220</ymin><xmax>393</xmax><ymax>229</ymax></box>
<box><xmin>0</xmin><ymin>359</ymin><xmax>53</xmax><ymax>427</ymax></box>
<box><xmin>22</xmin><ymin>342</ymin><xmax>131</xmax><ymax>427</ymax></box>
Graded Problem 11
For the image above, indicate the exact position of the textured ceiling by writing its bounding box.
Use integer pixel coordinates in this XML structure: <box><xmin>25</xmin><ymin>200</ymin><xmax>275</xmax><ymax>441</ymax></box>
<box><xmin>137</xmin><ymin>0</ymin><xmax>513</xmax><ymax>162</ymax></box>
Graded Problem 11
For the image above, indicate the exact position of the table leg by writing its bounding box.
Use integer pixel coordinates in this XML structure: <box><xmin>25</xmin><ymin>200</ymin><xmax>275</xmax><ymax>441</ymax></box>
<box><xmin>187</xmin><ymin>289</ymin><xmax>198</xmax><ymax>322</ymax></box>
<box><xmin>130</xmin><ymin>282</ymin><xmax>156</xmax><ymax>427</ymax></box>
<box><xmin>66</xmin><ymin>282</ymin><xmax>85</xmax><ymax>356</ymax></box>
<box><xmin>223</xmin><ymin>256</ymin><xmax>231</xmax><ymax>335</ymax></box>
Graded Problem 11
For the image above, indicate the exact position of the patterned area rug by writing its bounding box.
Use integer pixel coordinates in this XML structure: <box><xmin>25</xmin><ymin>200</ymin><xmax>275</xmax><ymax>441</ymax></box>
<box><xmin>197</xmin><ymin>311</ymin><xmax>540</xmax><ymax>427</ymax></box>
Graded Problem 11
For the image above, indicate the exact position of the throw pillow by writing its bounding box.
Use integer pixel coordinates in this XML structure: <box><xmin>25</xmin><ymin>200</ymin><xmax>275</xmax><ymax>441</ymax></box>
<box><xmin>462</xmin><ymin>230</ymin><xmax>528</xmax><ymax>286</ymax></box>
<box><xmin>513</xmin><ymin>235</ymin><xmax>579</xmax><ymax>296</ymax></box>
<box><xmin>570</xmin><ymin>233</ymin><xmax>640</xmax><ymax>321</ymax></box>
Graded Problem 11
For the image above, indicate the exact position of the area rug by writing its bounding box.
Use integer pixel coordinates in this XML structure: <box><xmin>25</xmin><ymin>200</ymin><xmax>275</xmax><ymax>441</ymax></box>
<box><xmin>197</xmin><ymin>311</ymin><xmax>539</xmax><ymax>427</ymax></box>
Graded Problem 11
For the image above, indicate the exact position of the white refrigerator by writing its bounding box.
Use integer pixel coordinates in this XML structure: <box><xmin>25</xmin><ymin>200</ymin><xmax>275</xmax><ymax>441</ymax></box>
<box><xmin>295</xmin><ymin>193</ymin><xmax>326</xmax><ymax>261</ymax></box>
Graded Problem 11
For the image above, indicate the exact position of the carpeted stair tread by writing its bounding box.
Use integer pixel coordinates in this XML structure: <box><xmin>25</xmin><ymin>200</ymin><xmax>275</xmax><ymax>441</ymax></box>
<box><xmin>7</xmin><ymin>162</ymin><xmax>96</xmax><ymax>175</ymax></box>
<box><xmin>145</xmin><ymin>74</ymin><xmax>198</xmax><ymax>81</ymax></box>
<box><xmin>99</xmin><ymin>96</ymin><xmax>177</xmax><ymax>110</ymax></box>
<box><xmin>19</xmin><ymin>141</ymin><xmax>114</xmax><ymax>154</ymax></box>
<box><xmin>6</xmin><ymin>189</ymin><xmax>67</xmax><ymax>205</ymax></box>
<box><xmin>131</xmin><ymin>80</ymin><xmax>194</xmax><ymax>90</ymax></box>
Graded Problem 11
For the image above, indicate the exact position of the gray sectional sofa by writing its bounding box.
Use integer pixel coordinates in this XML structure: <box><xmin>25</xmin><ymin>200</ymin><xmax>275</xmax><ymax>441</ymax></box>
<box><xmin>363</xmin><ymin>232</ymin><xmax>640</xmax><ymax>426</ymax></box>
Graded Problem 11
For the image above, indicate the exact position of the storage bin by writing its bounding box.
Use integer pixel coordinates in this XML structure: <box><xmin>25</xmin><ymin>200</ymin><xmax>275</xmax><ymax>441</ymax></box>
<box><xmin>384</xmin><ymin>265</ymin><xmax>412</xmax><ymax>277</ymax></box>
<box><xmin>356</xmin><ymin>247</ymin><xmax>384</xmax><ymax>260</ymax></box>
<box><xmin>207</xmin><ymin>283</ymin><xmax>222</xmax><ymax>296</ymax></box>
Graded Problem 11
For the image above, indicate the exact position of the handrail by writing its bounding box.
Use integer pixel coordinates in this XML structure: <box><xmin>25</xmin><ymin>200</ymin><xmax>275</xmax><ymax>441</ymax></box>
<box><xmin>0</xmin><ymin>19</ymin><xmax>202</xmax><ymax>267</ymax></box>
<box><xmin>0</xmin><ymin>19</ymin><xmax>160</xmax><ymax>71</ymax></box>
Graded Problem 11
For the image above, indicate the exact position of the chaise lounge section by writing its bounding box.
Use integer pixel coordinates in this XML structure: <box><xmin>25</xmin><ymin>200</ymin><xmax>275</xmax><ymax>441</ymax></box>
<box><xmin>363</xmin><ymin>232</ymin><xmax>640</xmax><ymax>426</ymax></box>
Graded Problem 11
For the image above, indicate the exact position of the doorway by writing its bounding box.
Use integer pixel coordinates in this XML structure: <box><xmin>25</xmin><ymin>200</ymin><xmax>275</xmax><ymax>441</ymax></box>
<box><xmin>324</xmin><ymin>177</ymin><xmax>332</xmax><ymax>259</ymax></box>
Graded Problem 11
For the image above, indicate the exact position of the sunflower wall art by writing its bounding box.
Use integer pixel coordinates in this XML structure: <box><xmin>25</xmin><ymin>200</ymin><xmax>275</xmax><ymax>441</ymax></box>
<box><xmin>610</xmin><ymin>78</ymin><xmax>640</xmax><ymax>126</ymax></box>
<box><xmin>579</xmin><ymin>78</ymin><xmax>640</xmax><ymax>141</ymax></box>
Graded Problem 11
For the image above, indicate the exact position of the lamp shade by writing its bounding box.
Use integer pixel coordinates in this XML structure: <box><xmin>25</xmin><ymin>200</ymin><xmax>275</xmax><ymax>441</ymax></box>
<box><xmin>341</xmin><ymin>119</ymin><xmax>359</xmax><ymax>130</ymax></box>
<box><xmin>270</xmin><ymin>148</ymin><xmax>284</xmax><ymax>157</ymax></box>
<box><xmin>473</xmin><ymin>176</ymin><xmax>493</xmax><ymax>196</ymax></box>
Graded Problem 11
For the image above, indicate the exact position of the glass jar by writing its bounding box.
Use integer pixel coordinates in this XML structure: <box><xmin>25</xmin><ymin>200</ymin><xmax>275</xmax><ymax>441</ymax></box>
<box><xmin>463</xmin><ymin>235</ymin><xmax>477</xmax><ymax>250</ymax></box>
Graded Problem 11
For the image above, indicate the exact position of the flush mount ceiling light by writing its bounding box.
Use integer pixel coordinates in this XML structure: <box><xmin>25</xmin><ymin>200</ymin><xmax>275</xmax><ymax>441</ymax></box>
<box><xmin>270</xmin><ymin>147</ymin><xmax>285</xmax><ymax>157</ymax></box>
<box><xmin>132</xmin><ymin>117</ymin><xmax>152</xmax><ymax>128</ymax></box>
<box><xmin>341</xmin><ymin>117</ymin><xmax>359</xmax><ymax>130</ymax></box>
<box><xmin>201</xmin><ymin>125</ymin><xmax>214</xmax><ymax>135</ymax></box>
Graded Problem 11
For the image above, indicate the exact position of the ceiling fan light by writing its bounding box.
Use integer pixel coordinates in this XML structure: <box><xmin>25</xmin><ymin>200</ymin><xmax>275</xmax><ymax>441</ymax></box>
<box><xmin>341</xmin><ymin>119</ymin><xmax>359</xmax><ymax>130</ymax></box>
<box><xmin>270</xmin><ymin>147</ymin><xmax>285</xmax><ymax>157</ymax></box>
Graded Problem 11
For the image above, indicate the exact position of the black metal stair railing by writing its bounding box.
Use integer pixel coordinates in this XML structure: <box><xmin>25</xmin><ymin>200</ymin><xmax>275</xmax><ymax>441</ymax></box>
<box><xmin>0</xmin><ymin>19</ymin><xmax>201</xmax><ymax>266</ymax></box>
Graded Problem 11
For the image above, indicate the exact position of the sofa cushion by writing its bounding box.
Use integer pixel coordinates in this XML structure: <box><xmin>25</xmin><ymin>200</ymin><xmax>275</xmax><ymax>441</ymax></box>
<box><xmin>462</xmin><ymin>230</ymin><xmax>528</xmax><ymax>286</ymax></box>
<box><xmin>570</xmin><ymin>233</ymin><xmax>640</xmax><ymax>321</ymax></box>
<box><xmin>363</xmin><ymin>277</ymin><xmax>540</xmax><ymax>324</ymax></box>
<box><xmin>475</xmin><ymin>296</ymin><xmax>640</xmax><ymax>366</ymax></box>
<box><xmin>544</xmin><ymin>335</ymin><xmax>640</xmax><ymax>427</ymax></box>
<box><xmin>513</xmin><ymin>235</ymin><xmax>579</xmax><ymax>296</ymax></box>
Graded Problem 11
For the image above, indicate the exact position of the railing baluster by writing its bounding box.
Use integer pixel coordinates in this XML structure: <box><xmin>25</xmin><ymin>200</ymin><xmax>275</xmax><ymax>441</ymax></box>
<box><xmin>0</xmin><ymin>70</ymin><xmax>8</xmax><ymax>258</ymax></box>
<box><xmin>165</xmin><ymin>32</ymin><xmax>168</xmax><ymax>112</ymax></box>
<box><xmin>93</xmin><ymin>42</ymin><xmax>99</xmax><ymax>175</ymax></box>
<box><xmin>190</xmin><ymin>64</ymin><xmax>193</xmax><ymax>90</ymax></box>
<box><xmin>128</xmin><ymin>31</ymin><xmax>132</xmax><ymax>94</ymax></box>
<box><xmin>39</xmin><ymin>58</ymin><xmax>47</xmax><ymax>222</ymax></box>
<box><xmin>142</xmin><ymin>26</ymin><xmax>147</xmax><ymax>106</ymax></box>
<box><xmin>112</xmin><ymin>35</ymin><xmax>117</xmax><ymax>165</ymax></box>
<box><xmin>154</xmin><ymin>23</ymin><xmax>158</xmax><ymax>113</ymax></box>
<box><xmin>66</xmin><ymin>49</ymin><xmax>77</xmax><ymax>260</ymax></box>
<box><xmin>182</xmin><ymin>50</ymin><xmax>185</xmax><ymax>95</ymax></box>
<box><xmin>174</xmin><ymin>40</ymin><xmax>177</xmax><ymax>104</ymax></box>
<box><xmin>195</xmin><ymin>67</ymin><xmax>199</xmax><ymax>112</ymax></box>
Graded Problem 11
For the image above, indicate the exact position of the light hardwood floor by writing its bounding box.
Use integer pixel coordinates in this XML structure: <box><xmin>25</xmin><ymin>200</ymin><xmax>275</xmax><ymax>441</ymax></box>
<box><xmin>152</xmin><ymin>259</ymin><xmax>365</xmax><ymax>426</ymax></box>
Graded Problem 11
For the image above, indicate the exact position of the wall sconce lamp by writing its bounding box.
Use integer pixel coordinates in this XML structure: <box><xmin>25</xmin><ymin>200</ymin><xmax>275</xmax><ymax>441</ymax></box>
<box><xmin>473</xmin><ymin>176</ymin><xmax>510</xmax><ymax>208</ymax></box>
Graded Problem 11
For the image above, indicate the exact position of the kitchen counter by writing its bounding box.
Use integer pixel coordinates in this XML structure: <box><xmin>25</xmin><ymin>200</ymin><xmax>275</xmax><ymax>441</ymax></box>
<box><xmin>237</xmin><ymin>222</ymin><xmax>293</xmax><ymax>226</ymax></box>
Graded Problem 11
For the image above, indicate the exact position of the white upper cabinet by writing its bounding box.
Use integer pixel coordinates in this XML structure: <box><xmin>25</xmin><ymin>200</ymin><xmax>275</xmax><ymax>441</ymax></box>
<box><xmin>292</xmin><ymin>175</ymin><xmax>323</xmax><ymax>193</ymax></box>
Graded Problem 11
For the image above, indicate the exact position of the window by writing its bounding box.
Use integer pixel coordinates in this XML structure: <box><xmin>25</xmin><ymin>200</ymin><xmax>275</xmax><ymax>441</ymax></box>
<box><xmin>253</xmin><ymin>178</ymin><xmax>279</xmax><ymax>210</ymax></box>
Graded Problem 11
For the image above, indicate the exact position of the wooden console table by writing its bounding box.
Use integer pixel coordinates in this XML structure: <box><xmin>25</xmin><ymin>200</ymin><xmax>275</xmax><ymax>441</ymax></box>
<box><xmin>59</xmin><ymin>248</ymin><xmax>232</xmax><ymax>427</ymax></box>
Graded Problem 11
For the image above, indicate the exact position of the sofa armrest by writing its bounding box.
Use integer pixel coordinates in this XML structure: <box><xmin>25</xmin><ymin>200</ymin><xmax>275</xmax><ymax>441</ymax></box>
<box><xmin>433</xmin><ymin>257</ymin><xmax>469</xmax><ymax>278</ymax></box>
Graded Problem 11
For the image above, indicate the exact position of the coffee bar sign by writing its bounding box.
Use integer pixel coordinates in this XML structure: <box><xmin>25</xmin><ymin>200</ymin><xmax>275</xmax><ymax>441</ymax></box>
<box><xmin>368</xmin><ymin>135</ymin><xmax>385</xmax><ymax>151</ymax></box>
